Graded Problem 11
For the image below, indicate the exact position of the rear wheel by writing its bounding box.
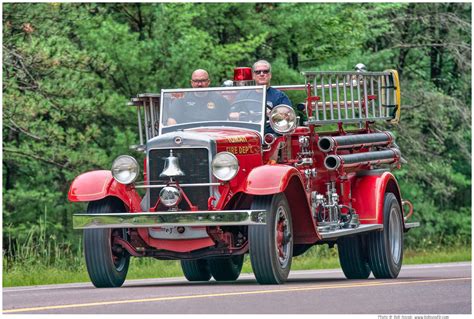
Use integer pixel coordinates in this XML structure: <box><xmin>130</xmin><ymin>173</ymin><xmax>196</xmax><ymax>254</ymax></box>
<box><xmin>208</xmin><ymin>255</ymin><xmax>244</xmax><ymax>281</ymax></box>
<box><xmin>338</xmin><ymin>235</ymin><xmax>371</xmax><ymax>279</ymax></box>
<box><xmin>367</xmin><ymin>192</ymin><xmax>404</xmax><ymax>278</ymax></box>
<box><xmin>249</xmin><ymin>193</ymin><xmax>293</xmax><ymax>284</ymax></box>
<box><xmin>180</xmin><ymin>259</ymin><xmax>211</xmax><ymax>282</ymax></box>
<box><xmin>84</xmin><ymin>197</ymin><xmax>130</xmax><ymax>288</ymax></box>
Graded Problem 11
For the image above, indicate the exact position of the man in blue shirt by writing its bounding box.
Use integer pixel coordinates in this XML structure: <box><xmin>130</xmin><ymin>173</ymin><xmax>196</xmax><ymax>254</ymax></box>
<box><xmin>252</xmin><ymin>60</ymin><xmax>292</xmax><ymax>109</ymax></box>
<box><xmin>252</xmin><ymin>60</ymin><xmax>292</xmax><ymax>135</ymax></box>
<box><xmin>230</xmin><ymin>60</ymin><xmax>292</xmax><ymax>131</ymax></box>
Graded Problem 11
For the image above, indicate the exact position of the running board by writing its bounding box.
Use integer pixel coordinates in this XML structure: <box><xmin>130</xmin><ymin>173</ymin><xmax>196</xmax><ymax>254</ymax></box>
<box><xmin>404</xmin><ymin>222</ymin><xmax>420</xmax><ymax>230</ymax></box>
<box><xmin>318</xmin><ymin>224</ymin><xmax>383</xmax><ymax>240</ymax></box>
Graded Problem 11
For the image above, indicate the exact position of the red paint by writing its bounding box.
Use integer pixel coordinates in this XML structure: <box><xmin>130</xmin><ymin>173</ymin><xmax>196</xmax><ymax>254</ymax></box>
<box><xmin>68</xmin><ymin>170</ymin><xmax>142</xmax><ymax>212</ymax></box>
<box><xmin>244</xmin><ymin>165</ymin><xmax>303</xmax><ymax>195</ymax></box>
<box><xmin>137</xmin><ymin>227</ymin><xmax>215</xmax><ymax>252</ymax></box>
<box><xmin>351</xmin><ymin>171</ymin><xmax>400</xmax><ymax>224</ymax></box>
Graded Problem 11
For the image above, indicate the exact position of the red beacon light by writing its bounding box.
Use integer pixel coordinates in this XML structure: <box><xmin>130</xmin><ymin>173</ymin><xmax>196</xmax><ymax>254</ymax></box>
<box><xmin>233</xmin><ymin>67</ymin><xmax>255</xmax><ymax>86</ymax></box>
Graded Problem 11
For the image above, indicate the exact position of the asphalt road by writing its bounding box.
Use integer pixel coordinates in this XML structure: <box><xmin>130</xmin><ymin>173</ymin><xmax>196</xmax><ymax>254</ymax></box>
<box><xmin>3</xmin><ymin>262</ymin><xmax>471</xmax><ymax>314</ymax></box>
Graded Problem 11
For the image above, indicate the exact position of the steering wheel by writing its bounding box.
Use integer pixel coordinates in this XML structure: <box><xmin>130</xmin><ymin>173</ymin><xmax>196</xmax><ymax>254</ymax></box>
<box><xmin>230</xmin><ymin>99</ymin><xmax>263</xmax><ymax>122</ymax></box>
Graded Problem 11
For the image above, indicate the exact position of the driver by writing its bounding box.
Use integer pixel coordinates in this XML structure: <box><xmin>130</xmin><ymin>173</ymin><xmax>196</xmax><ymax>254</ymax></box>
<box><xmin>167</xmin><ymin>69</ymin><xmax>230</xmax><ymax>125</ymax></box>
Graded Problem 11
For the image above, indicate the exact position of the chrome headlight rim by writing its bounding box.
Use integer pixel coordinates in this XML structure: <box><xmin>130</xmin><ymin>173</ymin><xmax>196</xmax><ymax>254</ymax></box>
<box><xmin>111</xmin><ymin>155</ymin><xmax>139</xmax><ymax>185</ymax></box>
<box><xmin>211</xmin><ymin>151</ymin><xmax>239</xmax><ymax>182</ymax></box>
<box><xmin>159</xmin><ymin>186</ymin><xmax>182</xmax><ymax>207</ymax></box>
<box><xmin>269</xmin><ymin>104</ymin><xmax>297</xmax><ymax>134</ymax></box>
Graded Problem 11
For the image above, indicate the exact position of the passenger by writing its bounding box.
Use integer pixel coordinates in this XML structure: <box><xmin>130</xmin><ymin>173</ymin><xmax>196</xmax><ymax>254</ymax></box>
<box><xmin>167</xmin><ymin>69</ymin><xmax>230</xmax><ymax>125</ymax></box>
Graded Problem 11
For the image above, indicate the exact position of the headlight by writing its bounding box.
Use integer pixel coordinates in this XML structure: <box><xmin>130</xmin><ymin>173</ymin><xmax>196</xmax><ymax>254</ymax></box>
<box><xmin>212</xmin><ymin>152</ymin><xmax>239</xmax><ymax>181</ymax></box>
<box><xmin>159</xmin><ymin>186</ymin><xmax>181</xmax><ymax>207</ymax></box>
<box><xmin>111</xmin><ymin>155</ymin><xmax>139</xmax><ymax>184</ymax></box>
<box><xmin>269</xmin><ymin>104</ymin><xmax>297</xmax><ymax>134</ymax></box>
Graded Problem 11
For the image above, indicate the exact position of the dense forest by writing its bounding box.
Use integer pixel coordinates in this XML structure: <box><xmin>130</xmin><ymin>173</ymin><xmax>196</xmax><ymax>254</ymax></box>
<box><xmin>3</xmin><ymin>3</ymin><xmax>471</xmax><ymax>265</ymax></box>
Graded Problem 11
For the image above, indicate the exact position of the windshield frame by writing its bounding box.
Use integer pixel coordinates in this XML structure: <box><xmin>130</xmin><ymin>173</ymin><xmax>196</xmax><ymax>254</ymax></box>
<box><xmin>159</xmin><ymin>85</ymin><xmax>267</xmax><ymax>137</ymax></box>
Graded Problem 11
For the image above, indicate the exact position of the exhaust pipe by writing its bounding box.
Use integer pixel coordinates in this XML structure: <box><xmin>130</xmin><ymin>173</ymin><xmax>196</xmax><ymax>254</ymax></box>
<box><xmin>324</xmin><ymin>148</ymin><xmax>401</xmax><ymax>170</ymax></box>
<box><xmin>318</xmin><ymin>132</ymin><xmax>394</xmax><ymax>153</ymax></box>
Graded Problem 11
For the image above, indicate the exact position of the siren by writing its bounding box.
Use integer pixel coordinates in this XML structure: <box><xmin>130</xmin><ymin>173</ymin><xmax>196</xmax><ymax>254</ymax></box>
<box><xmin>233</xmin><ymin>67</ymin><xmax>255</xmax><ymax>86</ymax></box>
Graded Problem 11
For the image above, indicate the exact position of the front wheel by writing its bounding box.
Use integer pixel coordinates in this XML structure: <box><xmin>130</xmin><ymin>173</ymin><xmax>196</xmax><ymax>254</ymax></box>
<box><xmin>367</xmin><ymin>192</ymin><xmax>404</xmax><ymax>278</ymax></box>
<box><xmin>83</xmin><ymin>197</ymin><xmax>130</xmax><ymax>288</ymax></box>
<box><xmin>249</xmin><ymin>193</ymin><xmax>293</xmax><ymax>284</ymax></box>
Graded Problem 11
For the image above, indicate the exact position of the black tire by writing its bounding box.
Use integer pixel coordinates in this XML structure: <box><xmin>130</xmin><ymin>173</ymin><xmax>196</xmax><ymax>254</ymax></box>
<box><xmin>84</xmin><ymin>197</ymin><xmax>130</xmax><ymax>288</ymax></box>
<box><xmin>249</xmin><ymin>193</ymin><xmax>293</xmax><ymax>284</ymax></box>
<box><xmin>208</xmin><ymin>255</ymin><xmax>244</xmax><ymax>281</ymax></box>
<box><xmin>367</xmin><ymin>192</ymin><xmax>404</xmax><ymax>279</ymax></box>
<box><xmin>180</xmin><ymin>259</ymin><xmax>211</xmax><ymax>282</ymax></box>
<box><xmin>338</xmin><ymin>235</ymin><xmax>371</xmax><ymax>279</ymax></box>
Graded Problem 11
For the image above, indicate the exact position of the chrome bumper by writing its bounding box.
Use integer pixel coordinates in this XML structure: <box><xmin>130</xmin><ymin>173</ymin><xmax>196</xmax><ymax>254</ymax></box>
<box><xmin>73</xmin><ymin>210</ymin><xmax>267</xmax><ymax>229</ymax></box>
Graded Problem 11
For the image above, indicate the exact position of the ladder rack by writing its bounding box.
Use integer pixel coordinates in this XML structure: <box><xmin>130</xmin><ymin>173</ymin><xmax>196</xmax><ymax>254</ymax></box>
<box><xmin>302</xmin><ymin>70</ymin><xmax>400</xmax><ymax>126</ymax></box>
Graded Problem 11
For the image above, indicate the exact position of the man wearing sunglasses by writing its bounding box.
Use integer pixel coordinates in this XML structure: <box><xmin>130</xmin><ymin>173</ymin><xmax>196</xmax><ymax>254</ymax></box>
<box><xmin>230</xmin><ymin>60</ymin><xmax>292</xmax><ymax>121</ymax></box>
<box><xmin>252</xmin><ymin>60</ymin><xmax>292</xmax><ymax>109</ymax></box>
<box><xmin>251</xmin><ymin>60</ymin><xmax>292</xmax><ymax>163</ymax></box>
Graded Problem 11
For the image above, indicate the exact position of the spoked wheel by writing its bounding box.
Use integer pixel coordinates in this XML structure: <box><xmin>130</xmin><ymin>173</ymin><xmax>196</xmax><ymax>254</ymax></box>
<box><xmin>249</xmin><ymin>193</ymin><xmax>293</xmax><ymax>284</ymax></box>
<box><xmin>84</xmin><ymin>197</ymin><xmax>130</xmax><ymax>288</ymax></box>
<box><xmin>180</xmin><ymin>259</ymin><xmax>211</xmax><ymax>282</ymax></box>
<box><xmin>367</xmin><ymin>192</ymin><xmax>404</xmax><ymax>278</ymax></box>
<box><xmin>338</xmin><ymin>235</ymin><xmax>371</xmax><ymax>279</ymax></box>
<box><xmin>208</xmin><ymin>255</ymin><xmax>244</xmax><ymax>281</ymax></box>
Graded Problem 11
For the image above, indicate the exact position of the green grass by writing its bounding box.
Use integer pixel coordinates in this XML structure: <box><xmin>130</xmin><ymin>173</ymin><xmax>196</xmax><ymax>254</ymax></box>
<box><xmin>3</xmin><ymin>245</ymin><xmax>471</xmax><ymax>287</ymax></box>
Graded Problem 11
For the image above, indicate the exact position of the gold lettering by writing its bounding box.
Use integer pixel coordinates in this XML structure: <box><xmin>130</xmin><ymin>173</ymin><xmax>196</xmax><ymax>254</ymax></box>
<box><xmin>238</xmin><ymin>146</ymin><xmax>250</xmax><ymax>154</ymax></box>
<box><xmin>226</xmin><ymin>136</ymin><xmax>247</xmax><ymax>143</ymax></box>
<box><xmin>226</xmin><ymin>146</ymin><xmax>238</xmax><ymax>154</ymax></box>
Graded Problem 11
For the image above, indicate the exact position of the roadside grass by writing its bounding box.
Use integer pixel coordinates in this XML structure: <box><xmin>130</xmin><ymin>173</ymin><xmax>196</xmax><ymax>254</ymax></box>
<box><xmin>3</xmin><ymin>245</ymin><xmax>470</xmax><ymax>287</ymax></box>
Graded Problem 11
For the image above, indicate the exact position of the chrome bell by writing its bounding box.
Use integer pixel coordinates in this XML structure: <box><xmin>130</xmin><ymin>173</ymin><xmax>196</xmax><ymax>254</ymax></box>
<box><xmin>160</xmin><ymin>150</ymin><xmax>185</xmax><ymax>178</ymax></box>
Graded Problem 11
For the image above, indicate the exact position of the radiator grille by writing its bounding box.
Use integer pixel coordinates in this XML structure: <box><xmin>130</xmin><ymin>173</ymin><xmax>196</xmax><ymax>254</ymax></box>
<box><xmin>148</xmin><ymin>148</ymin><xmax>210</xmax><ymax>210</ymax></box>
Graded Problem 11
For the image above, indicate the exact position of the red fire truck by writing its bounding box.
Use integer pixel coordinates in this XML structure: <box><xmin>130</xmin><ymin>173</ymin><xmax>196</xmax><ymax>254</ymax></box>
<box><xmin>69</xmin><ymin>64</ymin><xmax>419</xmax><ymax>287</ymax></box>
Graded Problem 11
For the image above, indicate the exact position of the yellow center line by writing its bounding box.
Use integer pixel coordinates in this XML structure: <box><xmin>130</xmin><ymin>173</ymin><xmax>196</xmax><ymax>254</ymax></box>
<box><xmin>3</xmin><ymin>277</ymin><xmax>470</xmax><ymax>313</ymax></box>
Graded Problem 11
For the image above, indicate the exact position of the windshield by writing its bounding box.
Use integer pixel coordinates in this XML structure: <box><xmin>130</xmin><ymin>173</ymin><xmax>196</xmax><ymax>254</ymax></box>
<box><xmin>159</xmin><ymin>86</ymin><xmax>266</xmax><ymax>136</ymax></box>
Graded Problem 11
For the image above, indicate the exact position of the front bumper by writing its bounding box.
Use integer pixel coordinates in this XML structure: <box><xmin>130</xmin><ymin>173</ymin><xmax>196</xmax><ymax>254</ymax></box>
<box><xmin>73</xmin><ymin>210</ymin><xmax>267</xmax><ymax>229</ymax></box>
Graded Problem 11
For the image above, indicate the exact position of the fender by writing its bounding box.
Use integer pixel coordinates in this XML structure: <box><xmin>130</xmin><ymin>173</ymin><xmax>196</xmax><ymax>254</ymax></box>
<box><xmin>68</xmin><ymin>170</ymin><xmax>142</xmax><ymax>212</ymax></box>
<box><xmin>244</xmin><ymin>164</ymin><xmax>303</xmax><ymax>195</ymax></box>
<box><xmin>244</xmin><ymin>164</ymin><xmax>317</xmax><ymax>244</ymax></box>
<box><xmin>351</xmin><ymin>171</ymin><xmax>402</xmax><ymax>225</ymax></box>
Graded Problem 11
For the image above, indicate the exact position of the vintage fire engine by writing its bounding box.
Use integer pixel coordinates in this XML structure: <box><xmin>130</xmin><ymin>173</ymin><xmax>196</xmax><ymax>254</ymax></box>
<box><xmin>69</xmin><ymin>64</ymin><xmax>419</xmax><ymax>288</ymax></box>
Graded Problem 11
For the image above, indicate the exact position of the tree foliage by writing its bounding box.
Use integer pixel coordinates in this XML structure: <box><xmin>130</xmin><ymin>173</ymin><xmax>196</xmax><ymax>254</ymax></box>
<box><xmin>2</xmin><ymin>3</ymin><xmax>471</xmax><ymax>261</ymax></box>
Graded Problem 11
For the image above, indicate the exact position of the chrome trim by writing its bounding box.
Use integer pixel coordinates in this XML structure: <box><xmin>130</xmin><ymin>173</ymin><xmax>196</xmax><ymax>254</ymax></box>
<box><xmin>146</xmin><ymin>143</ymin><xmax>217</xmax><ymax>208</ymax></box>
<box><xmin>273</xmin><ymin>84</ymin><xmax>307</xmax><ymax>91</ymax></box>
<box><xmin>138</xmin><ymin>93</ymin><xmax>161</xmax><ymax>98</ymax></box>
<box><xmin>161</xmin><ymin>85</ymin><xmax>266</xmax><ymax>94</ymax></box>
<box><xmin>303</xmin><ymin>71</ymin><xmax>393</xmax><ymax>76</ymax></box>
<box><xmin>73</xmin><ymin>210</ymin><xmax>267</xmax><ymax>229</ymax></box>
<box><xmin>135</xmin><ymin>182</ymin><xmax>221</xmax><ymax>189</ymax></box>
<box><xmin>404</xmin><ymin>222</ymin><xmax>420</xmax><ymax>229</ymax></box>
<box><xmin>318</xmin><ymin>224</ymin><xmax>383</xmax><ymax>239</ymax></box>
<box><xmin>158</xmin><ymin>86</ymin><xmax>267</xmax><ymax>137</ymax></box>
